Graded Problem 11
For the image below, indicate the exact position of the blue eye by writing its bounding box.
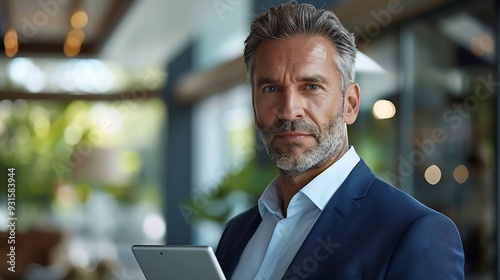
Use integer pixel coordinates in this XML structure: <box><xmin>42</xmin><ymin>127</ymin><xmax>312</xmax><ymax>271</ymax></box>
<box><xmin>263</xmin><ymin>85</ymin><xmax>277</xmax><ymax>92</ymax></box>
<box><xmin>306</xmin><ymin>84</ymin><xmax>319</xmax><ymax>90</ymax></box>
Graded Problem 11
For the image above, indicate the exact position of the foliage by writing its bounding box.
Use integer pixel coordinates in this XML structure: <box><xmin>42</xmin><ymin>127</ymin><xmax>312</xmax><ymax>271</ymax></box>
<box><xmin>0</xmin><ymin>99</ymin><xmax>165</xmax><ymax>211</ymax></box>
<box><xmin>184</xmin><ymin>157</ymin><xmax>277</xmax><ymax>224</ymax></box>
<box><xmin>0</xmin><ymin>100</ymin><xmax>73</xmax><ymax>207</ymax></box>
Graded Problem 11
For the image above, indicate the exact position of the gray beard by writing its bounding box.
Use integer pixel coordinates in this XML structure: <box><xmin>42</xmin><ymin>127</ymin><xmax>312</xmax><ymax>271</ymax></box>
<box><xmin>258</xmin><ymin>114</ymin><xmax>345</xmax><ymax>177</ymax></box>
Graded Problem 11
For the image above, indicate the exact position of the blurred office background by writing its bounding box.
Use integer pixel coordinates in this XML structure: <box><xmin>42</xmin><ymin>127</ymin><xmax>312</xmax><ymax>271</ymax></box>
<box><xmin>0</xmin><ymin>0</ymin><xmax>497</xmax><ymax>279</ymax></box>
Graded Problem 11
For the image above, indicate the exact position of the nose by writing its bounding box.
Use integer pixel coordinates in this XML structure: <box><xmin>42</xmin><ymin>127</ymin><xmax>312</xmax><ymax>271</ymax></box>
<box><xmin>278</xmin><ymin>87</ymin><xmax>305</xmax><ymax>121</ymax></box>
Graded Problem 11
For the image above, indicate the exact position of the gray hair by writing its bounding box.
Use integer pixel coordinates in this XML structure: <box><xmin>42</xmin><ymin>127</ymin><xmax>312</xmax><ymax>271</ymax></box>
<box><xmin>244</xmin><ymin>2</ymin><xmax>357</xmax><ymax>95</ymax></box>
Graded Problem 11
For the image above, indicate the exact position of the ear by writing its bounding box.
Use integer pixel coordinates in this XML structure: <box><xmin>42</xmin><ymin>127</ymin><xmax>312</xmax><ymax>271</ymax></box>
<box><xmin>343</xmin><ymin>83</ymin><xmax>360</xmax><ymax>125</ymax></box>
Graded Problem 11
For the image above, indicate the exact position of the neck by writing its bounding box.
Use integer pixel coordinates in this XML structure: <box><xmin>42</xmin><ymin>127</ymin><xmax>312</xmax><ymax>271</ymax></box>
<box><xmin>278</xmin><ymin>143</ymin><xmax>349</xmax><ymax>217</ymax></box>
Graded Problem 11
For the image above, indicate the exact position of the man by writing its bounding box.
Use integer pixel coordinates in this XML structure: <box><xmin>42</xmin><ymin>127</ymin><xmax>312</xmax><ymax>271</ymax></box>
<box><xmin>215</xmin><ymin>2</ymin><xmax>464</xmax><ymax>279</ymax></box>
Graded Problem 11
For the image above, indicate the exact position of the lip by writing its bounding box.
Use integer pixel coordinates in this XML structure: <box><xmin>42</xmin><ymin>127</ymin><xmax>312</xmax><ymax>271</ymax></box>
<box><xmin>275</xmin><ymin>132</ymin><xmax>312</xmax><ymax>140</ymax></box>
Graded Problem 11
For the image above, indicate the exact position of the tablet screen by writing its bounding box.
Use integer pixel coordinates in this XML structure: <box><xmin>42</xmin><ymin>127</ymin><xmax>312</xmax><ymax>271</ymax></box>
<box><xmin>132</xmin><ymin>245</ymin><xmax>226</xmax><ymax>280</ymax></box>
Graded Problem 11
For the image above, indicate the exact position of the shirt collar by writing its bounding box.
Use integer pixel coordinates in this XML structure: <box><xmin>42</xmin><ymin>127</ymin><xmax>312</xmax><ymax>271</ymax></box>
<box><xmin>300</xmin><ymin>146</ymin><xmax>360</xmax><ymax>210</ymax></box>
<box><xmin>258</xmin><ymin>176</ymin><xmax>282</xmax><ymax>218</ymax></box>
<box><xmin>258</xmin><ymin>147</ymin><xmax>360</xmax><ymax>217</ymax></box>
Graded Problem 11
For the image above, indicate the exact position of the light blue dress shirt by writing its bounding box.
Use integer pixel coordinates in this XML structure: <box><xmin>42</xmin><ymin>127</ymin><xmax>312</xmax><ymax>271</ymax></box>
<box><xmin>230</xmin><ymin>147</ymin><xmax>360</xmax><ymax>280</ymax></box>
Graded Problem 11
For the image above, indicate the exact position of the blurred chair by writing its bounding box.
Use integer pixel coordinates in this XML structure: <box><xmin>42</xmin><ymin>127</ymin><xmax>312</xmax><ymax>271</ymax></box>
<box><xmin>0</xmin><ymin>230</ymin><xmax>62</xmax><ymax>279</ymax></box>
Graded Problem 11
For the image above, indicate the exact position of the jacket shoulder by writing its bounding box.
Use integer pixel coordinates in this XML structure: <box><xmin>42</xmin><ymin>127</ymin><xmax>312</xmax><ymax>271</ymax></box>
<box><xmin>224</xmin><ymin>205</ymin><xmax>260</xmax><ymax>229</ymax></box>
<box><xmin>215</xmin><ymin>205</ymin><xmax>261</xmax><ymax>278</ymax></box>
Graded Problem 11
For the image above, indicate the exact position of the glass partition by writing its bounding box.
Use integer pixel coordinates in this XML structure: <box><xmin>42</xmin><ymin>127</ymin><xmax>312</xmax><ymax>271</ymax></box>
<box><xmin>351</xmin><ymin>0</ymin><xmax>497</xmax><ymax>278</ymax></box>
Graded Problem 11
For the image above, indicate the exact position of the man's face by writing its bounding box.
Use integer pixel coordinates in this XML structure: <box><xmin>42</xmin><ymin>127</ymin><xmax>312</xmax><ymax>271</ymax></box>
<box><xmin>252</xmin><ymin>35</ymin><xmax>349</xmax><ymax>176</ymax></box>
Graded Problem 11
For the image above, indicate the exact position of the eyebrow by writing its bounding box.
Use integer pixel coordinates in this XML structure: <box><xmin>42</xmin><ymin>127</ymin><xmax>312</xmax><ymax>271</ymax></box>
<box><xmin>255</xmin><ymin>75</ymin><xmax>330</xmax><ymax>87</ymax></box>
<box><xmin>255</xmin><ymin>78</ymin><xmax>278</xmax><ymax>87</ymax></box>
<box><xmin>300</xmin><ymin>74</ymin><xmax>330</xmax><ymax>85</ymax></box>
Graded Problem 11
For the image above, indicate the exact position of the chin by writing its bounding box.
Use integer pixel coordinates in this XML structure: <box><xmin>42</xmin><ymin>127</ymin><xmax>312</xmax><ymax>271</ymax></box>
<box><xmin>276</xmin><ymin>156</ymin><xmax>324</xmax><ymax>176</ymax></box>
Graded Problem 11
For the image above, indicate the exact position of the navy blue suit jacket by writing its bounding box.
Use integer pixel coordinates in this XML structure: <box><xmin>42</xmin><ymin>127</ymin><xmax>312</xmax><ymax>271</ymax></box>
<box><xmin>215</xmin><ymin>160</ymin><xmax>464</xmax><ymax>279</ymax></box>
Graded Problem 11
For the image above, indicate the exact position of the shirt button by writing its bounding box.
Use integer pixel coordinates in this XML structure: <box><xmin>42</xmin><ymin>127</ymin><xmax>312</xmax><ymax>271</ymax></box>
<box><xmin>259</xmin><ymin>277</ymin><xmax>266</xmax><ymax>280</ymax></box>
<box><xmin>280</xmin><ymin>227</ymin><xmax>287</xmax><ymax>234</ymax></box>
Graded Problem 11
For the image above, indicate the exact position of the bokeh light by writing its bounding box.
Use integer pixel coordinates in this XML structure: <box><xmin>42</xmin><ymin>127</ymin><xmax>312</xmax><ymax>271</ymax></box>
<box><xmin>424</xmin><ymin>165</ymin><xmax>442</xmax><ymax>185</ymax></box>
<box><xmin>142</xmin><ymin>214</ymin><xmax>166</xmax><ymax>241</ymax></box>
<box><xmin>372</xmin><ymin>99</ymin><xmax>396</xmax><ymax>119</ymax></box>
<box><xmin>453</xmin><ymin>164</ymin><xmax>469</xmax><ymax>184</ymax></box>
<box><xmin>71</xmin><ymin>10</ymin><xmax>89</xmax><ymax>29</ymax></box>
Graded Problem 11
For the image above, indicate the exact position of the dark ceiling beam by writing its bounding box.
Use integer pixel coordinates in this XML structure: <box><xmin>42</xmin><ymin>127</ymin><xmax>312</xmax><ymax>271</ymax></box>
<box><xmin>15</xmin><ymin>42</ymin><xmax>95</xmax><ymax>55</ymax></box>
<box><xmin>174</xmin><ymin>56</ymin><xmax>247</xmax><ymax>104</ymax></box>
<box><xmin>0</xmin><ymin>0</ymin><xmax>7</xmax><ymax>32</ymax></box>
<box><xmin>90</xmin><ymin>0</ymin><xmax>135</xmax><ymax>54</ymax></box>
<box><xmin>0</xmin><ymin>90</ymin><xmax>159</xmax><ymax>101</ymax></box>
<box><xmin>333</xmin><ymin>0</ymin><xmax>454</xmax><ymax>30</ymax></box>
<box><xmin>331</xmin><ymin>0</ymin><xmax>456</xmax><ymax>51</ymax></box>
<box><xmin>2</xmin><ymin>0</ymin><xmax>134</xmax><ymax>56</ymax></box>
<box><xmin>69</xmin><ymin>0</ymin><xmax>81</xmax><ymax>21</ymax></box>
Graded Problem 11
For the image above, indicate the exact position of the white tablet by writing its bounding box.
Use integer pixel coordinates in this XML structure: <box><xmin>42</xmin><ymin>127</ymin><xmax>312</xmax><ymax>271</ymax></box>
<box><xmin>132</xmin><ymin>245</ymin><xmax>226</xmax><ymax>280</ymax></box>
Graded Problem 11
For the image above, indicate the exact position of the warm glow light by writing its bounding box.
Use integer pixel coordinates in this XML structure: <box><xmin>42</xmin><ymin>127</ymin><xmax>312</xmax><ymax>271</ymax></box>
<box><xmin>65</xmin><ymin>28</ymin><xmax>84</xmax><ymax>57</ymax></box>
<box><xmin>66</xmin><ymin>37</ymin><xmax>81</xmax><ymax>49</ymax></box>
<box><xmin>67</xmin><ymin>29</ymin><xmax>85</xmax><ymax>43</ymax></box>
<box><xmin>71</xmin><ymin>10</ymin><xmax>88</xmax><ymax>29</ymax></box>
<box><xmin>471</xmin><ymin>37</ymin><xmax>485</xmax><ymax>57</ymax></box>
<box><xmin>64</xmin><ymin>41</ymin><xmax>81</xmax><ymax>57</ymax></box>
<box><xmin>479</xmin><ymin>34</ymin><xmax>494</xmax><ymax>53</ymax></box>
<box><xmin>5</xmin><ymin>44</ymin><xmax>18</xmax><ymax>57</ymax></box>
<box><xmin>4</xmin><ymin>29</ymin><xmax>18</xmax><ymax>57</ymax></box>
<box><xmin>424</xmin><ymin>165</ymin><xmax>442</xmax><ymax>185</ymax></box>
<box><xmin>4</xmin><ymin>29</ymin><xmax>17</xmax><ymax>49</ymax></box>
<box><xmin>372</xmin><ymin>100</ymin><xmax>396</xmax><ymax>119</ymax></box>
<box><xmin>453</xmin><ymin>164</ymin><xmax>469</xmax><ymax>184</ymax></box>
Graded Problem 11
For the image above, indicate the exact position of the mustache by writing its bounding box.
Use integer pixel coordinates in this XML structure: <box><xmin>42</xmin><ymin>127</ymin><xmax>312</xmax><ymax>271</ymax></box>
<box><xmin>266</xmin><ymin>119</ymin><xmax>320</xmax><ymax>139</ymax></box>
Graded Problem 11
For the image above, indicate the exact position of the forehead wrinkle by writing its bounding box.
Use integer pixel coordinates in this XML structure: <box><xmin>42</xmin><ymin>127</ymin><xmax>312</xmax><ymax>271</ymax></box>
<box><xmin>303</xmin><ymin>35</ymin><xmax>340</xmax><ymax>75</ymax></box>
<box><xmin>253</xmin><ymin>35</ymin><xmax>340</xmax><ymax>87</ymax></box>
<box><xmin>255</xmin><ymin>58</ymin><xmax>332</xmax><ymax>85</ymax></box>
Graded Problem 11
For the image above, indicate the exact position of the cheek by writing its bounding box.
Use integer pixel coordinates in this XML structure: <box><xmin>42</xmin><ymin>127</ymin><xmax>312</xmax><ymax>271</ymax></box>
<box><xmin>308</xmin><ymin>101</ymin><xmax>340</xmax><ymax>126</ymax></box>
<box><xmin>254</xmin><ymin>98</ymin><xmax>277</xmax><ymax>124</ymax></box>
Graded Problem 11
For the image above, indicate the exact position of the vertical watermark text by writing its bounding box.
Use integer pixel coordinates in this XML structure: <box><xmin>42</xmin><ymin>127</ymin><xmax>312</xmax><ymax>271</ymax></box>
<box><xmin>6</xmin><ymin>168</ymin><xmax>17</xmax><ymax>273</ymax></box>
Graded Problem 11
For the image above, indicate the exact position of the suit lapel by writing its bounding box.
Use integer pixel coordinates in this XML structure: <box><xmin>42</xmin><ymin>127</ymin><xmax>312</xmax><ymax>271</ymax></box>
<box><xmin>284</xmin><ymin>160</ymin><xmax>375</xmax><ymax>278</ymax></box>
<box><xmin>219</xmin><ymin>206</ymin><xmax>262</xmax><ymax>277</ymax></box>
